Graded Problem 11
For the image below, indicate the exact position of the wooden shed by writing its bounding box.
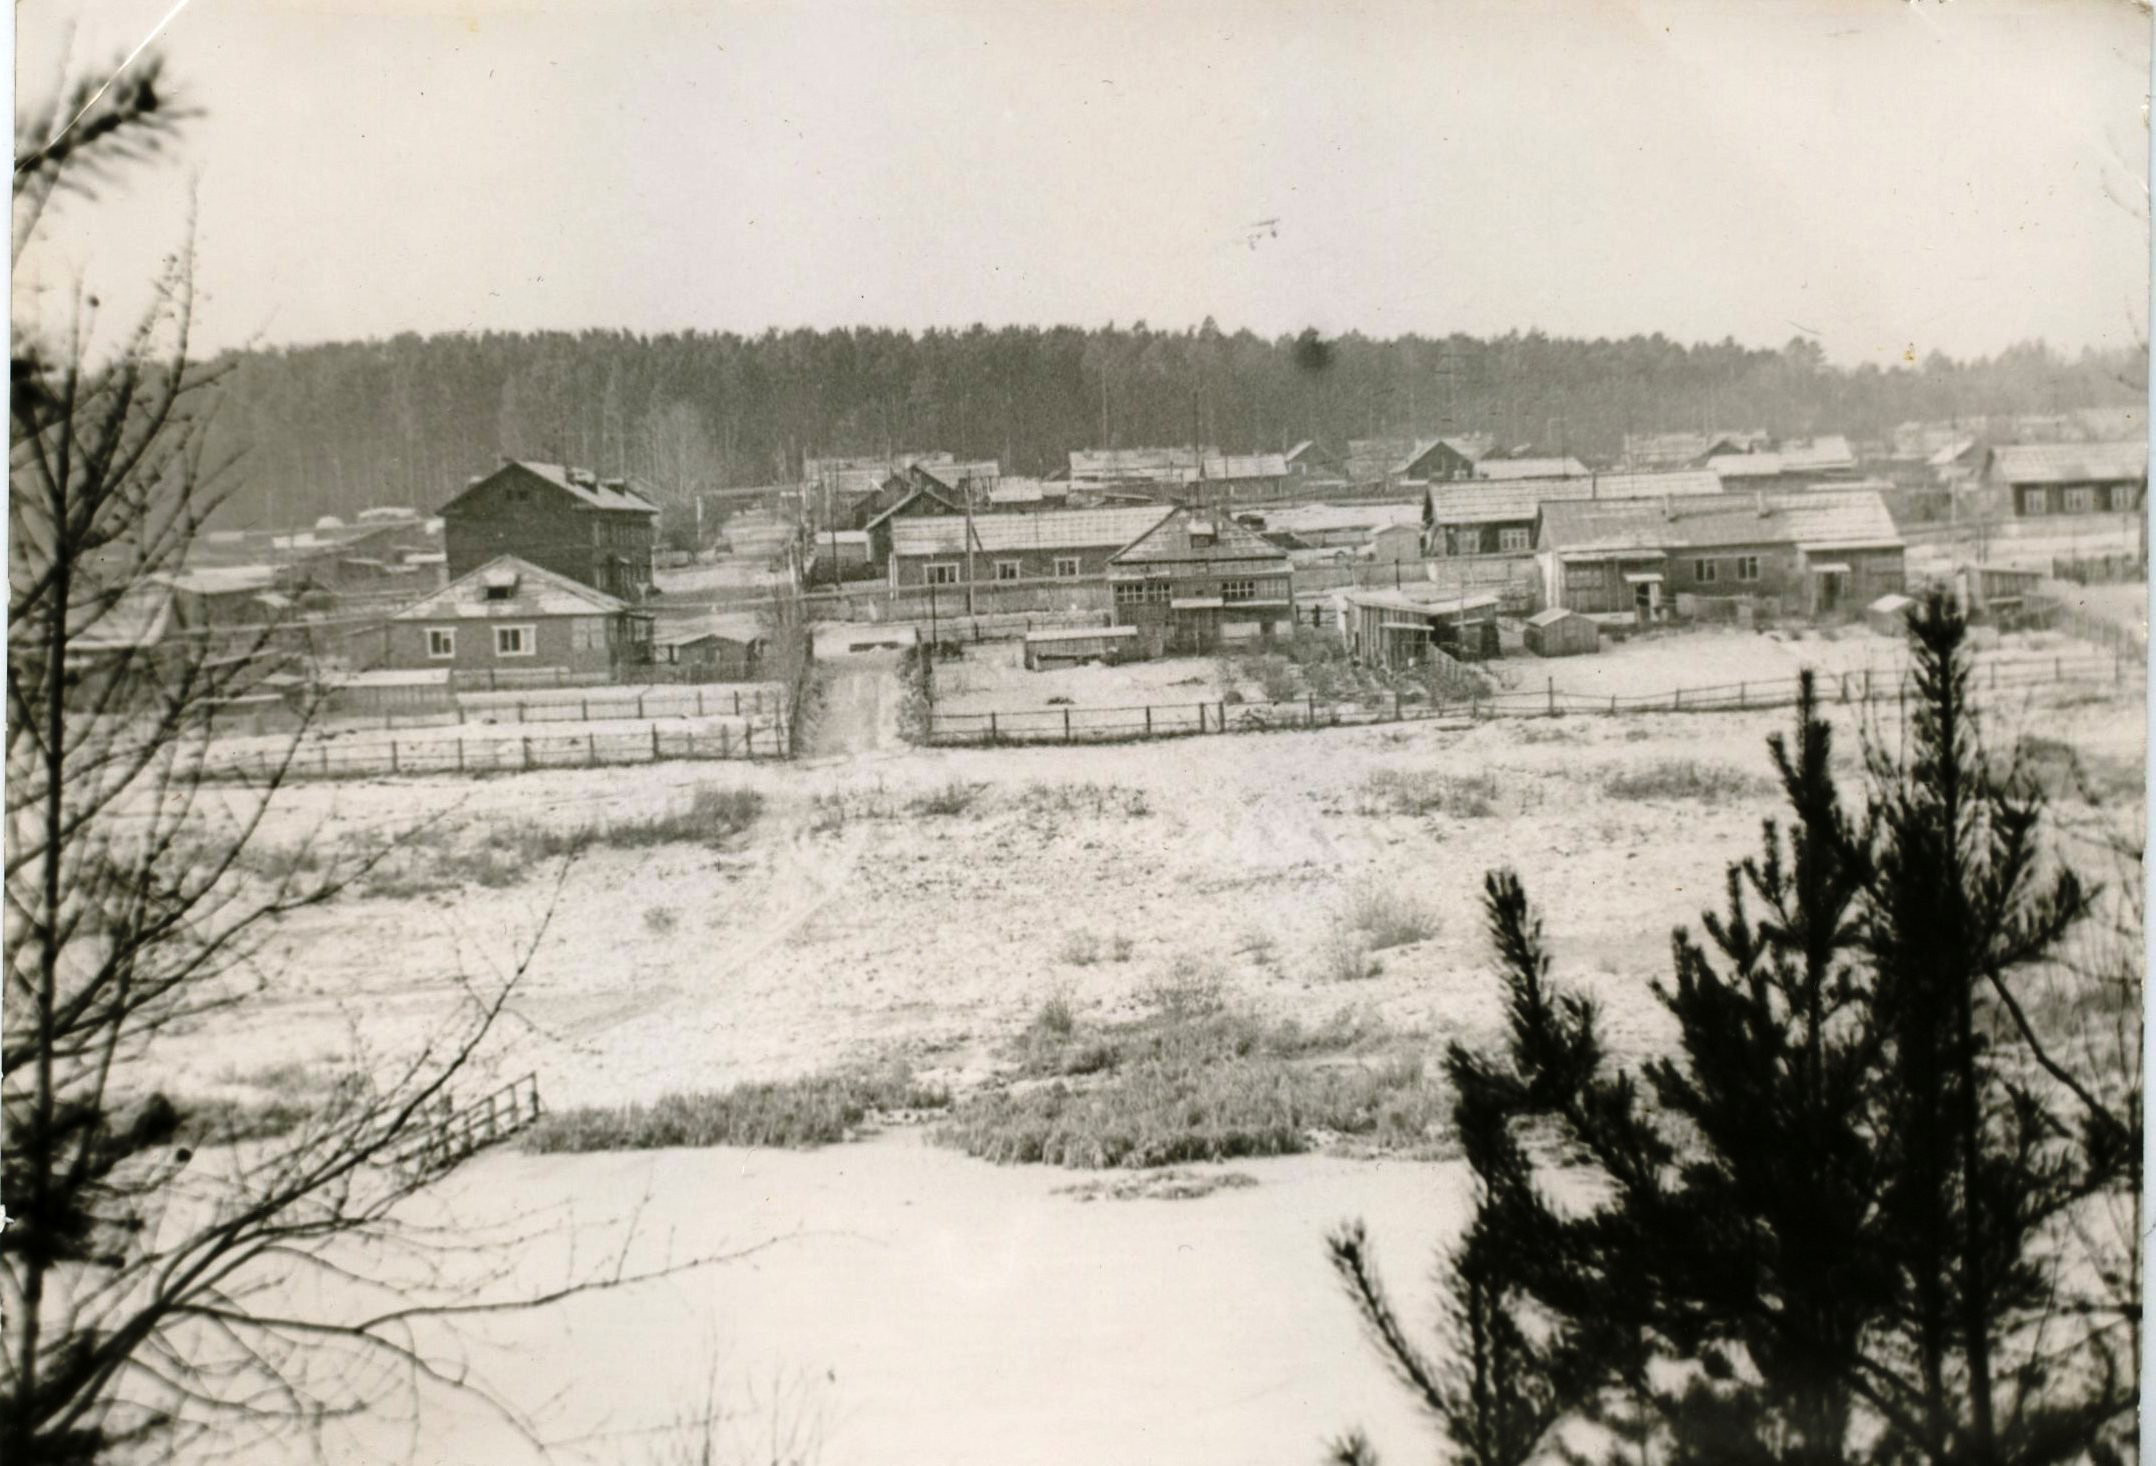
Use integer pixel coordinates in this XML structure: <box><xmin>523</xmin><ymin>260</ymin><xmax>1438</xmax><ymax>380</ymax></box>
<box><xmin>1864</xmin><ymin>593</ymin><xmax>1916</xmax><ymax>638</ymax></box>
<box><xmin>1523</xmin><ymin>607</ymin><xmax>1599</xmax><ymax>657</ymax></box>
<box><xmin>1023</xmin><ymin>624</ymin><xmax>1139</xmax><ymax>669</ymax></box>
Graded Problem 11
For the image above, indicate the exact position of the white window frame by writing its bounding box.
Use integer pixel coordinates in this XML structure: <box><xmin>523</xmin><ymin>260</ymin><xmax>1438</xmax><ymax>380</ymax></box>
<box><xmin>994</xmin><ymin>559</ymin><xmax>1023</xmax><ymax>582</ymax></box>
<box><xmin>925</xmin><ymin>563</ymin><xmax>961</xmax><ymax>585</ymax></box>
<box><xmin>1694</xmin><ymin>558</ymin><xmax>1717</xmax><ymax>584</ymax></box>
<box><xmin>2063</xmin><ymin>486</ymin><xmax>2097</xmax><ymax>513</ymax></box>
<box><xmin>1735</xmin><ymin>556</ymin><xmax>1761</xmax><ymax>582</ymax></box>
<box><xmin>425</xmin><ymin>627</ymin><xmax>456</xmax><ymax>659</ymax></box>
<box><xmin>2111</xmin><ymin>483</ymin><xmax>2138</xmax><ymax>512</ymax></box>
<box><xmin>493</xmin><ymin>623</ymin><xmax>537</xmax><ymax>658</ymax></box>
<box><xmin>1498</xmin><ymin>527</ymin><xmax>1531</xmax><ymax>553</ymax></box>
<box><xmin>1054</xmin><ymin>556</ymin><xmax>1082</xmax><ymax>578</ymax></box>
<box><xmin>1221</xmin><ymin>578</ymin><xmax>1257</xmax><ymax>602</ymax></box>
<box><xmin>2022</xmin><ymin>489</ymin><xmax>2049</xmax><ymax>516</ymax></box>
<box><xmin>1563</xmin><ymin>563</ymin><xmax>1604</xmax><ymax>591</ymax></box>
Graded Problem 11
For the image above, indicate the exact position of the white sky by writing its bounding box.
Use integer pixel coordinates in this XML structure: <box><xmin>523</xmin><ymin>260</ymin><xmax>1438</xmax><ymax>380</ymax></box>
<box><xmin>14</xmin><ymin>0</ymin><xmax>2151</xmax><ymax>366</ymax></box>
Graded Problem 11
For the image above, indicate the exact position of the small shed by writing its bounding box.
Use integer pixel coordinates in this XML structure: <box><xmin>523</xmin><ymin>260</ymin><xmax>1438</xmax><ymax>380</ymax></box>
<box><xmin>1523</xmin><ymin>607</ymin><xmax>1599</xmax><ymax>657</ymax></box>
<box><xmin>653</xmin><ymin>612</ymin><xmax>766</xmax><ymax>679</ymax></box>
<box><xmin>1865</xmin><ymin>592</ymin><xmax>1917</xmax><ymax>639</ymax></box>
<box><xmin>1023</xmin><ymin>624</ymin><xmax>1140</xmax><ymax>669</ymax></box>
<box><xmin>323</xmin><ymin>668</ymin><xmax>455</xmax><ymax>718</ymax></box>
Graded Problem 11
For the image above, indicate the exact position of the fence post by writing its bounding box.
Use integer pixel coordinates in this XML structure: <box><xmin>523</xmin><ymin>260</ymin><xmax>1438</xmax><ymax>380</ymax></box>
<box><xmin>1864</xmin><ymin>668</ymin><xmax>1872</xmax><ymax>702</ymax></box>
<box><xmin>989</xmin><ymin>712</ymin><xmax>999</xmax><ymax>743</ymax></box>
<box><xmin>722</xmin><ymin>724</ymin><xmax>732</xmax><ymax>757</ymax></box>
<box><xmin>637</xmin><ymin>692</ymin><xmax>646</xmax><ymax>719</ymax></box>
<box><xmin>746</xmin><ymin>727</ymin><xmax>756</xmax><ymax>757</ymax></box>
<box><xmin>1064</xmin><ymin>707</ymin><xmax>1072</xmax><ymax>743</ymax></box>
<box><xmin>652</xmin><ymin>725</ymin><xmax>661</xmax><ymax>760</ymax></box>
<box><xmin>581</xmin><ymin>697</ymin><xmax>589</xmax><ymax>721</ymax></box>
<box><xmin>321</xmin><ymin>745</ymin><xmax>330</xmax><ymax>777</ymax></box>
<box><xmin>456</xmin><ymin>740</ymin><xmax>464</xmax><ymax>773</ymax></box>
<box><xmin>521</xmin><ymin>736</ymin><xmax>530</xmax><ymax>770</ymax></box>
<box><xmin>734</xmin><ymin>690</ymin><xmax>742</xmax><ymax>715</ymax></box>
<box><xmin>1738</xmin><ymin>682</ymin><xmax>1745</xmax><ymax>709</ymax></box>
<box><xmin>1217</xmin><ymin>700</ymin><xmax>1226</xmax><ymax>731</ymax></box>
<box><xmin>1307</xmin><ymin>693</ymin><xmax>1316</xmax><ymax>727</ymax></box>
<box><xmin>1144</xmin><ymin>705</ymin><xmax>1153</xmax><ymax>737</ymax></box>
<box><xmin>1546</xmin><ymin>678</ymin><xmax>1554</xmax><ymax>716</ymax></box>
<box><xmin>390</xmin><ymin>740</ymin><xmax>399</xmax><ymax>775</ymax></box>
<box><xmin>2054</xmin><ymin>655</ymin><xmax>2061</xmax><ymax>682</ymax></box>
<box><xmin>1673</xmin><ymin>688</ymin><xmax>1681</xmax><ymax>710</ymax></box>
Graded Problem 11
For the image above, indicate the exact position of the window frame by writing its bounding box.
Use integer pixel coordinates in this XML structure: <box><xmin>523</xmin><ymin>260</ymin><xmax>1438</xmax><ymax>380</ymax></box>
<box><xmin>925</xmin><ymin>562</ymin><xmax>961</xmax><ymax>586</ymax></box>
<box><xmin>1694</xmin><ymin>558</ymin><xmax>1717</xmax><ymax>584</ymax></box>
<box><xmin>1497</xmin><ymin>527</ymin><xmax>1531</xmax><ymax>553</ymax></box>
<box><xmin>1735</xmin><ymin>555</ymin><xmax>1761</xmax><ymax>582</ymax></box>
<box><xmin>1053</xmin><ymin>555</ymin><xmax>1083</xmax><ymax>579</ymax></box>
<box><xmin>994</xmin><ymin>559</ymin><xmax>1023</xmax><ymax>582</ymax></box>
<box><xmin>2063</xmin><ymin>486</ymin><xmax>2098</xmax><ymax>514</ymax></box>
<box><xmin>1221</xmin><ymin>577</ymin><xmax>1257</xmax><ymax>602</ymax></box>
<box><xmin>493</xmin><ymin>623</ymin><xmax>537</xmax><ymax>658</ymax></box>
<box><xmin>425</xmin><ymin>627</ymin><xmax>456</xmax><ymax>660</ymax></box>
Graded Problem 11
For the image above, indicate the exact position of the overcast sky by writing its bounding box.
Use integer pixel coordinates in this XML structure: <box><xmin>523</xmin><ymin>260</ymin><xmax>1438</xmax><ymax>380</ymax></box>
<box><xmin>14</xmin><ymin>0</ymin><xmax>2151</xmax><ymax>366</ymax></box>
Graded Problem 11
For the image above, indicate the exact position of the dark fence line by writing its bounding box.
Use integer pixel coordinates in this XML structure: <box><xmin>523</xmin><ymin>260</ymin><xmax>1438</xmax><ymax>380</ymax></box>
<box><xmin>200</xmin><ymin>720</ymin><xmax>791</xmax><ymax>782</ymax></box>
<box><xmin>924</xmin><ymin>654</ymin><xmax>2140</xmax><ymax>747</ymax></box>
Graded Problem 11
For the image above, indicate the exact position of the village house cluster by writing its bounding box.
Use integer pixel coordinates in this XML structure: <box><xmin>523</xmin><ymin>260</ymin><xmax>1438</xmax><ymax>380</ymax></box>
<box><xmin>76</xmin><ymin>404</ymin><xmax>2146</xmax><ymax>710</ymax></box>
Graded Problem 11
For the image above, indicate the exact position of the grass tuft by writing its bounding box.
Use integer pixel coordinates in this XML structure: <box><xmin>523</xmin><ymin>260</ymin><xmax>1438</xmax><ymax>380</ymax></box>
<box><xmin>942</xmin><ymin>994</ymin><xmax>1436</xmax><ymax>1168</ymax></box>
<box><xmin>524</xmin><ymin>1065</ymin><xmax>950</xmax><ymax>1153</ymax></box>
<box><xmin>1601</xmin><ymin>759</ymin><xmax>1765</xmax><ymax>803</ymax></box>
<box><xmin>1340</xmin><ymin>882</ymin><xmax>1441</xmax><ymax>951</ymax></box>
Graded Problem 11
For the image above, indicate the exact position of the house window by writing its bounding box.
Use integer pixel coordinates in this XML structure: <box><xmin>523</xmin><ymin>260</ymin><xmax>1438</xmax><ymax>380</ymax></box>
<box><xmin>1694</xmin><ymin>559</ymin><xmax>1717</xmax><ymax>584</ymax></box>
<box><xmin>2111</xmin><ymin>483</ymin><xmax>2138</xmax><ymax>512</ymax></box>
<box><xmin>926</xmin><ymin>563</ymin><xmax>961</xmax><ymax>585</ymax></box>
<box><xmin>572</xmin><ymin>619</ymin><xmax>602</xmax><ymax>653</ymax></box>
<box><xmin>484</xmin><ymin>583</ymin><xmax>515</xmax><ymax>602</ymax></box>
<box><xmin>2063</xmin><ymin>486</ymin><xmax>2097</xmax><ymax>513</ymax></box>
<box><xmin>2022</xmin><ymin>489</ymin><xmax>2049</xmax><ymax>516</ymax></box>
<box><xmin>1054</xmin><ymin>556</ymin><xmax>1082</xmax><ymax>578</ymax></box>
<box><xmin>995</xmin><ymin>560</ymin><xmax>1022</xmax><ymax>581</ymax></box>
<box><xmin>1563</xmin><ymin>563</ymin><xmax>1605</xmax><ymax>591</ymax></box>
<box><xmin>1222</xmin><ymin>578</ymin><xmax>1256</xmax><ymax>601</ymax></box>
<box><xmin>1115</xmin><ymin>581</ymin><xmax>1170</xmax><ymax>606</ymax></box>
<box><xmin>1498</xmin><ymin>527</ymin><xmax>1531</xmax><ymax>553</ymax></box>
<box><xmin>1734</xmin><ymin>556</ymin><xmax>1761</xmax><ymax>582</ymax></box>
<box><xmin>425</xmin><ymin>627</ymin><xmax>455</xmax><ymax>659</ymax></box>
<box><xmin>493</xmin><ymin>624</ymin><xmax>536</xmax><ymax>658</ymax></box>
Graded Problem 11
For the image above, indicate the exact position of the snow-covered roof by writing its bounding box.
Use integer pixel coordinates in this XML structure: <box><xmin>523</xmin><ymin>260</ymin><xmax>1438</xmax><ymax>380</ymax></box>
<box><xmin>391</xmin><ymin>555</ymin><xmax>632</xmax><ymax>621</ymax></box>
<box><xmin>1988</xmin><ymin>441</ymin><xmax>2148</xmax><ymax>486</ymax></box>
<box><xmin>892</xmin><ymin>505</ymin><xmax>1173</xmax><ymax>557</ymax></box>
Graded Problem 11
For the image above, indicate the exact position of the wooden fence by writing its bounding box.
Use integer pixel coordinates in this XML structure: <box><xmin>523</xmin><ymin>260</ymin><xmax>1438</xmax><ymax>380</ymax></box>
<box><xmin>395</xmin><ymin>1074</ymin><xmax>543</xmax><ymax>1176</ymax></box>
<box><xmin>924</xmin><ymin>653</ymin><xmax>2141</xmax><ymax>747</ymax></box>
<box><xmin>200</xmin><ymin>719</ymin><xmax>791</xmax><ymax>782</ymax></box>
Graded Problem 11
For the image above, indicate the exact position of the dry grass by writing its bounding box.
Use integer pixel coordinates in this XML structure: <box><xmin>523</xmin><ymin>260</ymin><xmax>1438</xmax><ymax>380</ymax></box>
<box><xmin>1339</xmin><ymin>881</ymin><xmax>1441</xmax><ymax>951</ymax></box>
<box><xmin>524</xmin><ymin>1064</ymin><xmax>950</xmax><ymax>1153</ymax></box>
<box><xmin>1359</xmin><ymin>768</ymin><xmax>1504</xmax><ymax>818</ymax></box>
<box><xmin>1601</xmin><ymin>759</ymin><xmax>1766</xmax><ymax>803</ymax></box>
<box><xmin>941</xmin><ymin>989</ymin><xmax>1440</xmax><ymax>1168</ymax></box>
<box><xmin>909</xmin><ymin>780</ymin><xmax>984</xmax><ymax>818</ymax></box>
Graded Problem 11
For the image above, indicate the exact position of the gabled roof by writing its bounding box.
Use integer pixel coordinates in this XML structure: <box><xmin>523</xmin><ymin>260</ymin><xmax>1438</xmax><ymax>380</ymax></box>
<box><xmin>391</xmin><ymin>555</ymin><xmax>631</xmax><ymax>621</ymax></box>
<box><xmin>1260</xmin><ymin>502</ymin><xmax>1425</xmax><ymax>536</ymax></box>
<box><xmin>1475</xmin><ymin>456</ymin><xmax>1591</xmax><ymax>481</ymax></box>
<box><xmin>448</xmin><ymin>461</ymin><xmax>661</xmax><ymax>516</ymax></box>
<box><xmin>1988</xmin><ymin>441</ymin><xmax>2148</xmax><ymax>486</ymax></box>
<box><xmin>70</xmin><ymin>583</ymin><xmax>176</xmax><ymax>652</ymax></box>
<box><xmin>986</xmin><ymin>477</ymin><xmax>1070</xmax><ymax>506</ymax></box>
<box><xmin>1338</xmin><ymin>588</ymin><xmax>1499</xmax><ymax>617</ymax></box>
<box><xmin>1779</xmin><ymin>436</ymin><xmax>1856</xmax><ymax>472</ymax></box>
<box><xmin>1109</xmin><ymin>505</ymin><xmax>1291</xmax><ymax>566</ymax></box>
<box><xmin>913</xmin><ymin>459</ymin><xmax>1000</xmax><ymax>492</ymax></box>
<box><xmin>1926</xmin><ymin>436</ymin><xmax>1982</xmax><ymax>469</ymax></box>
<box><xmin>1428</xmin><ymin>472</ymin><xmax>1722</xmax><ymax>526</ymax></box>
<box><xmin>1068</xmin><ymin>447</ymin><xmax>1210</xmax><ymax>482</ymax></box>
<box><xmin>159</xmin><ymin>565</ymin><xmax>279</xmax><ymax>597</ymax></box>
<box><xmin>1181</xmin><ymin>452</ymin><xmax>1288</xmax><ymax>482</ymax></box>
<box><xmin>1283</xmin><ymin>440</ymin><xmax>1318</xmax><ymax>463</ymax></box>
<box><xmin>862</xmin><ymin>484</ymin><xmax>965</xmax><ymax>530</ymax></box>
<box><xmin>654</xmin><ymin>611</ymin><xmax>766</xmax><ymax>647</ymax></box>
<box><xmin>890</xmin><ymin>505</ymin><xmax>1173</xmax><ymax>557</ymax></box>
<box><xmin>1538</xmin><ymin>489</ymin><xmax>1903</xmax><ymax>556</ymax></box>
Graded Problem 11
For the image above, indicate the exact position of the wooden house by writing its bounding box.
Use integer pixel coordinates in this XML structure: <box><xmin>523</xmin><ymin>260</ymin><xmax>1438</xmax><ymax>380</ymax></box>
<box><xmin>1107</xmin><ymin>506</ymin><xmax>1295</xmax><ymax>656</ymax></box>
<box><xmin>1984</xmin><ymin>442</ymin><xmax>2147</xmax><ymax>519</ymax></box>
<box><xmin>1344</xmin><ymin>436</ymin><xmax>1487</xmax><ymax>485</ymax></box>
<box><xmin>1334</xmin><ymin>589</ymin><xmax>1501</xmax><ymax>668</ymax></box>
<box><xmin>439</xmin><ymin>460</ymin><xmax>659</xmax><ymax>603</ymax></box>
<box><xmin>1425</xmin><ymin>472</ymin><xmax>1721</xmax><ymax>558</ymax></box>
<box><xmin>388</xmin><ymin>554</ymin><xmax>653</xmax><ymax>684</ymax></box>
<box><xmin>887</xmin><ymin>505</ymin><xmax>1172</xmax><ymax>588</ymax></box>
<box><xmin>1523</xmin><ymin>607</ymin><xmax>1599</xmax><ymax>657</ymax></box>
<box><xmin>1534</xmin><ymin>488</ymin><xmax>1905</xmax><ymax>623</ymax></box>
<box><xmin>861</xmin><ymin>484</ymin><xmax>966</xmax><ymax>568</ymax></box>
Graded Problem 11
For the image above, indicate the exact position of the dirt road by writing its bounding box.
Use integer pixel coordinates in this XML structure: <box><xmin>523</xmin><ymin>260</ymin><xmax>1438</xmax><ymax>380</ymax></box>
<box><xmin>802</xmin><ymin>649</ymin><xmax>906</xmax><ymax>758</ymax></box>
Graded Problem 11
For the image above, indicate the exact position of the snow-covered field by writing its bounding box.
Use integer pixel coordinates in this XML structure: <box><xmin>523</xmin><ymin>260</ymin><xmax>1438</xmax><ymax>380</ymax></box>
<box><xmin>152</xmin><ymin>639</ymin><xmax>2141</xmax><ymax>1466</ymax></box>
<box><xmin>153</xmin><ymin>662</ymin><xmax>2143</xmax><ymax>1112</ymax></box>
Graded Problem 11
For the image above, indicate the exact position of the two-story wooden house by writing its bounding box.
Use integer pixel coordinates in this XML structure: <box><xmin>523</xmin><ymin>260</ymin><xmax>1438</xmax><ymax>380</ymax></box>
<box><xmin>440</xmin><ymin>460</ymin><xmax>659</xmax><ymax>603</ymax></box>
<box><xmin>1107</xmin><ymin>505</ymin><xmax>1295</xmax><ymax>656</ymax></box>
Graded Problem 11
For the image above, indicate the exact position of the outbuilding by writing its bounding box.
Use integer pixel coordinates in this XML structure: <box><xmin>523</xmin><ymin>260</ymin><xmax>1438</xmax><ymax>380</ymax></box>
<box><xmin>1864</xmin><ymin>593</ymin><xmax>1916</xmax><ymax>639</ymax></box>
<box><xmin>1523</xmin><ymin>607</ymin><xmax>1599</xmax><ymax>657</ymax></box>
<box><xmin>1022</xmin><ymin>624</ymin><xmax>1140</xmax><ymax>669</ymax></box>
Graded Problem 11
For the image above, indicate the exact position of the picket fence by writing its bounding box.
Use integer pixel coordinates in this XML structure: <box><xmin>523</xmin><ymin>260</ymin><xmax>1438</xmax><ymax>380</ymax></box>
<box><xmin>925</xmin><ymin>653</ymin><xmax>2140</xmax><ymax>747</ymax></box>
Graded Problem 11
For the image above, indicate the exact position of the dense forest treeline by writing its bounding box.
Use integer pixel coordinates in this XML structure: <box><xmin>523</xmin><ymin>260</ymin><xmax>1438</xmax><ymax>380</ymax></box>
<box><xmin>198</xmin><ymin>324</ymin><xmax>2142</xmax><ymax>526</ymax></box>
